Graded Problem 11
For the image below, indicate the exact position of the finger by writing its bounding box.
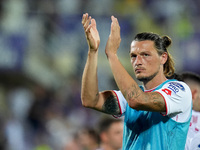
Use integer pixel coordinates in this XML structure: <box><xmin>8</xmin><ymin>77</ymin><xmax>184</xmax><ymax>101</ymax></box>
<box><xmin>111</xmin><ymin>16</ymin><xmax>119</xmax><ymax>26</ymax></box>
<box><xmin>115</xmin><ymin>17</ymin><xmax>119</xmax><ymax>25</ymax></box>
<box><xmin>85</xmin><ymin>16</ymin><xmax>92</xmax><ymax>28</ymax></box>
<box><xmin>85</xmin><ymin>24</ymin><xmax>92</xmax><ymax>33</ymax></box>
<box><xmin>82</xmin><ymin>13</ymin><xmax>90</xmax><ymax>28</ymax></box>
<box><xmin>111</xmin><ymin>15</ymin><xmax>116</xmax><ymax>23</ymax></box>
<box><xmin>110</xmin><ymin>16</ymin><xmax>115</xmax><ymax>32</ymax></box>
<box><xmin>82</xmin><ymin>13</ymin><xmax>88</xmax><ymax>25</ymax></box>
<box><xmin>90</xmin><ymin>18</ymin><xmax>96</xmax><ymax>28</ymax></box>
<box><xmin>83</xmin><ymin>16</ymin><xmax>91</xmax><ymax>30</ymax></box>
<box><xmin>111</xmin><ymin>15</ymin><xmax>114</xmax><ymax>21</ymax></box>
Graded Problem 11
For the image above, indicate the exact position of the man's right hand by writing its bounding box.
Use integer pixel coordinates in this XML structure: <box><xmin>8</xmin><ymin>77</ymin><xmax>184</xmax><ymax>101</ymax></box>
<box><xmin>82</xmin><ymin>13</ymin><xmax>100</xmax><ymax>51</ymax></box>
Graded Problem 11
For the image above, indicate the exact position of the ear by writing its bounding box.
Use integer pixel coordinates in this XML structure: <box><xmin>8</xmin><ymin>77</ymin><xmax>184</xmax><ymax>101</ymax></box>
<box><xmin>100</xmin><ymin>132</ymin><xmax>108</xmax><ymax>142</ymax></box>
<box><xmin>191</xmin><ymin>89</ymin><xmax>198</xmax><ymax>100</ymax></box>
<box><xmin>160</xmin><ymin>52</ymin><xmax>168</xmax><ymax>65</ymax></box>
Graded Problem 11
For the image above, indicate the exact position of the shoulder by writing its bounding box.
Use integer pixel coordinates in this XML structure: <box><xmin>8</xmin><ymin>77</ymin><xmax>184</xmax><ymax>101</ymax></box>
<box><xmin>158</xmin><ymin>80</ymin><xmax>191</xmax><ymax>96</ymax></box>
<box><xmin>155</xmin><ymin>80</ymin><xmax>192</xmax><ymax>119</ymax></box>
<box><xmin>163</xmin><ymin>80</ymin><xmax>189</xmax><ymax>90</ymax></box>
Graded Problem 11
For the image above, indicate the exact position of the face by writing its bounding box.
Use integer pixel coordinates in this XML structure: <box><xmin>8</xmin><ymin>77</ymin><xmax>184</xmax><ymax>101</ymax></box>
<box><xmin>193</xmin><ymin>87</ymin><xmax>200</xmax><ymax>111</ymax></box>
<box><xmin>130</xmin><ymin>40</ymin><xmax>166</xmax><ymax>82</ymax></box>
<box><xmin>78</xmin><ymin>130</ymin><xmax>97</xmax><ymax>147</ymax></box>
<box><xmin>105</xmin><ymin>122</ymin><xmax>123</xmax><ymax>149</ymax></box>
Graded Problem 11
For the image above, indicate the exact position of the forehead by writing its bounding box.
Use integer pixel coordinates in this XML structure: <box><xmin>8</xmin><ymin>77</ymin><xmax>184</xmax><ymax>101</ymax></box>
<box><xmin>130</xmin><ymin>40</ymin><xmax>156</xmax><ymax>53</ymax></box>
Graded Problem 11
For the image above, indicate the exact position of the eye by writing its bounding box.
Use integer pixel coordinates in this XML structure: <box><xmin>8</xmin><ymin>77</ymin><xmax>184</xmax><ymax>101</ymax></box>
<box><xmin>143</xmin><ymin>53</ymin><xmax>149</xmax><ymax>57</ymax></box>
<box><xmin>130</xmin><ymin>54</ymin><xmax>136</xmax><ymax>58</ymax></box>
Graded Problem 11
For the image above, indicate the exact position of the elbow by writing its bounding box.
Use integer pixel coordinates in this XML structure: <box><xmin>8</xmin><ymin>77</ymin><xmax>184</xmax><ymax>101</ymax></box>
<box><xmin>81</xmin><ymin>95</ymin><xmax>89</xmax><ymax>108</ymax></box>
<box><xmin>126</xmin><ymin>91</ymin><xmax>146</xmax><ymax>110</ymax></box>
<box><xmin>81</xmin><ymin>94</ymin><xmax>97</xmax><ymax>108</ymax></box>
<box><xmin>127</xmin><ymin>98</ymin><xmax>142</xmax><ymax>110</ymax></box>
<box><xmin>81</xmin><ymin>90</ymin><xmax>89</xmax><ymax>108</ymax></box>
<box><xmin>81</xmin><ymin>100</ymin><xmax>90</xmax><ymax>108</ymax></box>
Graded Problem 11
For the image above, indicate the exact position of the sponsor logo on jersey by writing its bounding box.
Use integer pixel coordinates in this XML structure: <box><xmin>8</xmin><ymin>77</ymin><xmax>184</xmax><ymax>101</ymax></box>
<box><xmin>170</xmin><ymin>82</ymin><xmax>185</xmax><ymax>91</ymax></box>
<box><xmin>167</xmin><ymin>82</ymin><xmax>185</xmax><ymax>93</ymax></box>
<box><xmin>162</xmin><ymin>88</ymin><xmax>172</xmax><ymax>96</ymax></box>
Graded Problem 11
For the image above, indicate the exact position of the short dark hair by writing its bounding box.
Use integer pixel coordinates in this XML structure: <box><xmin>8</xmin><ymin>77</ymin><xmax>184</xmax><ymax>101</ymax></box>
<box><xmin>181</xmin><ymin>72</ymin><xmax>200</xmax><ymax>85</ymax></box>
<box><xmin>79</xmin><ymin>127</ymin><xmax>100</xmax><ymax>144</ymax></box>
<box><xmin>134</xmin><ymin>32</ymin><xmax>175</xmax><ymax>77</ymax></box>
<box><xmin>98</xmin><ymin>117</ymin><xmax>122</xmax><ymax>134</ymax></box>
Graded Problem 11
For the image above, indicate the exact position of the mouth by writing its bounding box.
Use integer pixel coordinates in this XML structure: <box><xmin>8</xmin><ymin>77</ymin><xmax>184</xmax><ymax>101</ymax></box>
<box><xmin>135</xmin><ymin>68</ymin><xmax>145</xmax><ymax>73</ymax></box>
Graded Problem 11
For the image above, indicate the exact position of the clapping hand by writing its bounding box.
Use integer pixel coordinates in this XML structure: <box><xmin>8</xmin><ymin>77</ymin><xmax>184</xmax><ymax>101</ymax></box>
<box><xmin>82</xmin><ymin>13</ymin><xmax>100</xmax><ymax>52</ymax></box>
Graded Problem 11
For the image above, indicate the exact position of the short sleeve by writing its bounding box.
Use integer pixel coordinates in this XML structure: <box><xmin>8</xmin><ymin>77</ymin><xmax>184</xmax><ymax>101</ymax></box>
<box><xmin>155</xmin><ymin>81</ymin><xmax>192</xmax><ymax>122</ymax></box>
<box><xmin>112</xmin><ymin>90</ymin><xmax>127</xmax><ymax>117</ymax></box>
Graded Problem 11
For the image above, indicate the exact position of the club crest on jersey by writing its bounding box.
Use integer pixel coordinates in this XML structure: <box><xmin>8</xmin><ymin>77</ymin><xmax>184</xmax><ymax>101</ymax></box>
<box><xmin>168</xmin><ymin>82</ymin><xmax>185</xmax><ymax>93</ymax></box>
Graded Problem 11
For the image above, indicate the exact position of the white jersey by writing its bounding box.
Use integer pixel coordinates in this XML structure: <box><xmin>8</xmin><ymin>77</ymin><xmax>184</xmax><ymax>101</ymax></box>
<box><xmin>185</xmin><ymin>110</ymin><xmax>200</xmax><ymax>150</ymax></box>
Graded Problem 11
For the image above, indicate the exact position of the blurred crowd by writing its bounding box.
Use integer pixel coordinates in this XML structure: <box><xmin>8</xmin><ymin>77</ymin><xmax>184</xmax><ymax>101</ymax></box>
<box><xmin>0</xmin><ymin>0</ymin><xmax>200</xmax><ymax>149</ymax></box>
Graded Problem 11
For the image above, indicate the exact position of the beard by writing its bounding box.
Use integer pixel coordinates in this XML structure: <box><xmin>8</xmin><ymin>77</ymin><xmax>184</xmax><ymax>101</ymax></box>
<box><xmin>136</xmin><ymin>70</ymin><xmax>159</xmax><ymax>83</ymax></box>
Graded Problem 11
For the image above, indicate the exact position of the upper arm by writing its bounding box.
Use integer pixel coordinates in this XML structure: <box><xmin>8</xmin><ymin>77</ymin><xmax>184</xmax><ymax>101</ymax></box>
<box><xmin>94</xmin><ymin>90</ymin><xmax>121</xmax><ymax>115</ymax></box>
<box><xmin>156</xmin><ymin>81</ymin><xmax>192</xmax><ymax>117</ymax></box>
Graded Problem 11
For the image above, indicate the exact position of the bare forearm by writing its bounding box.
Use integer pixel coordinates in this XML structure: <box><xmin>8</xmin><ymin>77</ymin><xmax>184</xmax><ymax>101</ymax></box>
<box><xmin>81</xmin><ymin>50</ymin><xmax>99</xmax><ymax>107</ymax></box>
<box><xmin>107</xmin><ymin>54</ymin><xmax>142</xmax><ymax>103</ymax></box>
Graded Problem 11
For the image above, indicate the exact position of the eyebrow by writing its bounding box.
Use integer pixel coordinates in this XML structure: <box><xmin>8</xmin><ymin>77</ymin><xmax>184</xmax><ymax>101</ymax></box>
<box><xmin>130</xmin><ymin>50</ymin><xmax>151</xmax><ymax>55</ymax></box>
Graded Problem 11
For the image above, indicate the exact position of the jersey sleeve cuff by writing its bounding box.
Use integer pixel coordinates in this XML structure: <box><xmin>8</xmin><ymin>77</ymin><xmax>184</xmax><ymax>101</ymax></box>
<box><xmin>155</xmin><ymin>91</ymin><xmax>168</xmax><ymax>116</ymax></box>
<box><xmin>112</xmin><ymin>90</ymin><xmax>122</xmax><ymax>118</ymax></box>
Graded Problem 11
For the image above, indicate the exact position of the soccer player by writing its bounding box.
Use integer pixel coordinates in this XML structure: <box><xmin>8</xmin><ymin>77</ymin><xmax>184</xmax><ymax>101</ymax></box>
<box><xmin>97</xmin><ymin>117</ymin><xmax>123</xmax><ymax>150</ymax></box>
<box><xmin>181</xmin><ymin>72</ymin><xmax>200</xmax><ymax>150</ymax></box>
<box><xmin>78</xmin><ymin>127</ymin><xmax>100</xmax><ymax>150</ymax></box>
<box><xmin>81</xmin><ymin>13</ymin><xmax>192</xmax><ymax>150</ymax></box>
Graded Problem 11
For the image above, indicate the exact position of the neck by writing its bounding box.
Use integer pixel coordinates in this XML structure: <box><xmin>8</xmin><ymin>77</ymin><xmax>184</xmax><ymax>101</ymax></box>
<box><xmin>143</xmin><ymin>73</ymin><xmax>167</xmax><ymax>90</ymax></box>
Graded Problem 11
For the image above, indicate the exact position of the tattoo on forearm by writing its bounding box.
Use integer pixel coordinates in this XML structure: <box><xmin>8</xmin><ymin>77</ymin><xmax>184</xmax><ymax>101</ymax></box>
<box><xmin>124</xmin><ymin>84</ymin><xmax>141</xmax><ymax>101</ymax></box>
<box><xmin>102</xmin><ymin>95</ymin><xmax>120</xmax><ymax>115</ymax></box>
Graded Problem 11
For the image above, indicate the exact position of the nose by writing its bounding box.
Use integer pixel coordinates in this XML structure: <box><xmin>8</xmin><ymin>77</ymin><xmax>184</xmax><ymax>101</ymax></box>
<box><xmin>134</xmin><ymin>55</ymin><xmax>142</xmax><ymax>66</ymax></box>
